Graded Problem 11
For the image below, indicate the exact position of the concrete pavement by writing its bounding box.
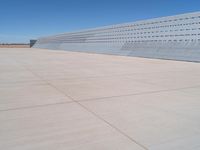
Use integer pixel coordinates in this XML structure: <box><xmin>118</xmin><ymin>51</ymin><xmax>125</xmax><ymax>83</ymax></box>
<box><xmin>0</xmin><ymin>48</ymin><xmax>200</xmax><ymax>150</ymax></box>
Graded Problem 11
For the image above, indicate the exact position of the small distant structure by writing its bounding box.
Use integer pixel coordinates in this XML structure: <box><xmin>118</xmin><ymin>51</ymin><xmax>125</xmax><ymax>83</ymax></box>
<box><xmin>0</xmin><ymin>43</ymin><xmax>30</xmax><ymax>48</ymax></box>
<box><xmin>30</xmin><ymin>40</ymin><xmax>37</xmax><ymax>47</ymax></box>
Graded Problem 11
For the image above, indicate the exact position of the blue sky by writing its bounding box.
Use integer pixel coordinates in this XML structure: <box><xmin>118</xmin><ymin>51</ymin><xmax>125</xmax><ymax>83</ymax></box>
<box><xmin>0</xmin><ymin>0</ymin><xmax>200</xmax><ymax>43</ymax></box>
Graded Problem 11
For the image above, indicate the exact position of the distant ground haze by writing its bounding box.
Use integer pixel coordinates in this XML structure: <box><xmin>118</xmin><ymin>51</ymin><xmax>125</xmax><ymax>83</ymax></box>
<box><xmin>0</xmin><ymin>44</ymin><xmax>30</xmax><ymax>48</ymax></box>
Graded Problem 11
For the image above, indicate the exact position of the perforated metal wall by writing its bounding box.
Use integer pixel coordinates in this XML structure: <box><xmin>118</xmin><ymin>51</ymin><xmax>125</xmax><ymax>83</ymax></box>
<box><xmin>34</xmin><ymin>12</ymin><xmax>200</xmax><ymax>62</ymax></box>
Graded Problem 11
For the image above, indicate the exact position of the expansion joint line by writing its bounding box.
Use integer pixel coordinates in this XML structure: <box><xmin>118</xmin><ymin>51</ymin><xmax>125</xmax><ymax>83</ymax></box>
<box><xmin>17</xmin><ymin>61</ymin><xmax>149</xmax><ymax>150</ymax></box>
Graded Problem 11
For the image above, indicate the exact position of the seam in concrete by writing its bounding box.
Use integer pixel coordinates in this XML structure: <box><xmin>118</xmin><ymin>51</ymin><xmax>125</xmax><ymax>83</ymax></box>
<box><xmin>5</xmin><ymin>60</ymin><xmax>200</xmax><ymax>110</ymax></box>
<box><xmin>74</xmin><ymin>84</ymin><xmax>200</xmax><ymax>103</ymax></box>
<box><xmin>14</xmin><ymin>58</ymin><xmax>200</xmax><ymax>150</ymax></box>
<box><xmin>1</xmin><ymin>83</ymin><xmax>199</xmax><ymax>112</ymax></box>
<box><xmin>36</xmin><ymin>69</ymin><xmax>192</xmax><ymax>82</ymax></box>
<box><xmin>76</xmin><ymin>101</ymin><xmax>149</xmax><ymax>150</ymax></box>
<box><xmin>0</xmin><ymin>101</ymin><xmax>74</xmax><ymax>112</ymax></box>
<box><xmin>16</xmin><ymin>60</ymin><xmax>149</xmax><ymax>150</ymax></box>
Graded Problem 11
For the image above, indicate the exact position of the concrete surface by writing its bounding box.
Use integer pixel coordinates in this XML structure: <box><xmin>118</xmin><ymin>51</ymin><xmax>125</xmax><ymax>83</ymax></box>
<box><xmin>0</xmin><ymin>48</ymin><xmax>200</xmax><ymax>150</ymax></box>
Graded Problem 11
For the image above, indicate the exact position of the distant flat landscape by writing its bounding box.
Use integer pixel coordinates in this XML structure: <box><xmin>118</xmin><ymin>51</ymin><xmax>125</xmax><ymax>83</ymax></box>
<box><xmin>0</xmin><ymin>44</ymin><xmax>29</xmax><ymax>48</ymax></box>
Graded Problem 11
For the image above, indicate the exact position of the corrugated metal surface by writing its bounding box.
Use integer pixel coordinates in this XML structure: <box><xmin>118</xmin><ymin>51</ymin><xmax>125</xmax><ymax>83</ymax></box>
<box><xmin>34</xmin><ymin>11</ymin><xmax>200</xmax><ymax>62</ymax></box>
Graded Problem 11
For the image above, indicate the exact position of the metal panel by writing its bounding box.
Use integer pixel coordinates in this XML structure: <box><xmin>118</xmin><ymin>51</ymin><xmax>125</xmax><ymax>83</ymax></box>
<box><xmin>33</xmin><ymin>11</ymin><xmax>200</xmax><ymax>62</ymax></box>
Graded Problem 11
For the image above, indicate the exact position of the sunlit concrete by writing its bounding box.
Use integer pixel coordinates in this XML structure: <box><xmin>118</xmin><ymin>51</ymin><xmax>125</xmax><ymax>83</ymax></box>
<box><xmin>0</xmin><ymin>48</ymin><xmax>200</xmax><ymax>150</ymax></box>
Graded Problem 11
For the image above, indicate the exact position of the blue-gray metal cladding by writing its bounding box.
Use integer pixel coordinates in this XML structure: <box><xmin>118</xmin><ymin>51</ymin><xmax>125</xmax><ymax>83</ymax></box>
<box><xmin>33</xmin><ymin>11</ymin><xmax>200</xmax><ymax>62</ymax></box>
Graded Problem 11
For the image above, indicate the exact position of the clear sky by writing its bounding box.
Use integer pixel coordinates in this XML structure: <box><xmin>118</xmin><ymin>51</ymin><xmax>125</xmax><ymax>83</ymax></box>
<box><xmin>0</xmin><ymin>0</ymin><xmax>200</xmax><ymax>43</ymax></box>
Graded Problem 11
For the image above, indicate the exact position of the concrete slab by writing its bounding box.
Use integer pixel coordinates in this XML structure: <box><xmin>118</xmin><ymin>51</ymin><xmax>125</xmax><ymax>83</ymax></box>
<box><xmin>0</xmin><ymin>103</ymin><xmax>144</xmax><ymax>150</ymax></box>
<box><xmin>0</xmin><ymin>84</ymin><xmax>72</xmax><ymax>111</ymax></box>
<box><xmin>48</xmin><ymin>75</ymin><xmax>164</xmax><ymax>101</ymax></box>
<box><xmin>81</xmin><ymin>92</ymin><xmax>200</xmax><ymax>149</ymax></box>
<box><xmin>0</xmin><ymin>48</ymin><xmax>200</xmax><ymax>150</ymax></box>
<box><xmin>0</xmin><ymin>71</ymin><xmax>41</xmax><ymax>84</ymax></box>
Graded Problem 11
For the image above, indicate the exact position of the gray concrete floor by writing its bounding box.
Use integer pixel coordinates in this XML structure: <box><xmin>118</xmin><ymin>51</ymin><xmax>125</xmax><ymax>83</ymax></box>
<box><xmin>0</xmin><ymin>48</ymin><xmax>200</xmax><ymax>150</ymax></box>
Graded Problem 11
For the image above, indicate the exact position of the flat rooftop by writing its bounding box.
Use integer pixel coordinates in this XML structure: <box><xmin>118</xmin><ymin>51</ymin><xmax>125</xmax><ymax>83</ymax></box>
<box><xmin>0</xmin><ymin>48</ymin><xmax>200</xmax><ymax>150</ymax></box>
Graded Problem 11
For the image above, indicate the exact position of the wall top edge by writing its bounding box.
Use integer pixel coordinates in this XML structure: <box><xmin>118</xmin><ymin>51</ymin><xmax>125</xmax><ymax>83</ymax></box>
<box><xmin>37</xmin><ymin>11</ymin><xmax>200</xmax><ymax>40</ymax></box>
